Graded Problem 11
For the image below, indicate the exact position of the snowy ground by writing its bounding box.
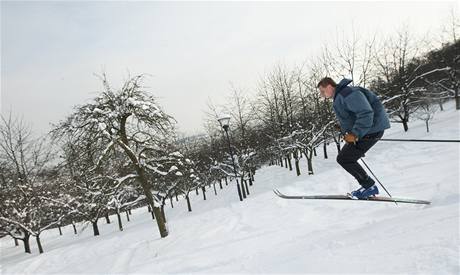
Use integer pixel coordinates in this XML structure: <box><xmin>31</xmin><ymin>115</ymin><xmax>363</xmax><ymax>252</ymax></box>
<box><xmin>1</xmin><ymin>101</ymin><xmax>459</xmax><ymax>274</ymax></box>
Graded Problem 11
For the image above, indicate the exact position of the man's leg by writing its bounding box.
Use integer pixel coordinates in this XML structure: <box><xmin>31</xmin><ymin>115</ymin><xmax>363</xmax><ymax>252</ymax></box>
<box><xmin>336</xmin><ymin>131</ymin><xmax>384</xmax><ymax>188</ymax></box>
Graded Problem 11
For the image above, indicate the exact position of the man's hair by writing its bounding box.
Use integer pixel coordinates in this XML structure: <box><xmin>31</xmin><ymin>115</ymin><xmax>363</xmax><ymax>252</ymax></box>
<box><xmin>317</xmin><ymin>77</ymin><xmax>336</xmax><ymax>88</ymax></box>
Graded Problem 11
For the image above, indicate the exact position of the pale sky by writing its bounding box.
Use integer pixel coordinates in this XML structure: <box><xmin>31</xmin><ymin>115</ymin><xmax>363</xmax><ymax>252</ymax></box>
<box><xmin>1</xmin><ymin>1</ymin><xmax>457</xmax><ymax>136</ymax></box>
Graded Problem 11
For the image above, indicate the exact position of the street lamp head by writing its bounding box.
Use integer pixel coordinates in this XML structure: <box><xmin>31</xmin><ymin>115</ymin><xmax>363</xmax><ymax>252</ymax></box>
<box><xmin>217</xmin><ymin>115</ymin><xmax>231</xmax><ymax>131</ymax></box>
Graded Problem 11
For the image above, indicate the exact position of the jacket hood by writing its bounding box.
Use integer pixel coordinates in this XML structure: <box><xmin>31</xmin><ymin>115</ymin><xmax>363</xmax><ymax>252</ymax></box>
<box><xmin>334</xmin><ymin>78</ymin><xmax>353</xmax><ymax>99</ymax></box>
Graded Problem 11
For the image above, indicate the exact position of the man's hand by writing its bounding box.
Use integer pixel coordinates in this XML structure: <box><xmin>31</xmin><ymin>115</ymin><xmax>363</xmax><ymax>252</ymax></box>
<box><xmin>343</xmin><ymin>132</ymin><xmax>358</xmax><ymax>144</ymax></box>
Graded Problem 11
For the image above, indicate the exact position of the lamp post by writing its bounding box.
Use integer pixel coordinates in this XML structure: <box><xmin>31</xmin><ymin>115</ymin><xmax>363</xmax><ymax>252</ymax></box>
<box><xmin>218</xmin><ymin>116</ymin><xmax>243</xmax><ymax>201</ymax></box>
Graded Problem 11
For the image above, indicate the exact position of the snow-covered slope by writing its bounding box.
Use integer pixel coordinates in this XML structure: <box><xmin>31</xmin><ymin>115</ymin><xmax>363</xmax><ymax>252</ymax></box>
<box><xmin>2</xmin><ymin>102</ymin><xmax>459</xmax><ymax>274</ymax></box>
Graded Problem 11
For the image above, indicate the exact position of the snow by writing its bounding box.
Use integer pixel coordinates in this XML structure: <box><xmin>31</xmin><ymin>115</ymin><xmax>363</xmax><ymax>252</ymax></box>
<box><xmin>92</xmin><ymin>108</ymin><xmax>105</xmax><ymax>115</ymax></box>
<box><xmin>115</xmin><ymin>174</ymin><xmax>138</xmax><ymax>184</ymax></box>
<box><xmin>144</xmin><ymin>164</ymin><xmax>168</xmax><ymax>176</ymax></box>
<box><xmin>169</xmin><ymin>151</ymin><xmax>184</xmax><ymax>158</ymax></box>
<box><xmin>168</xmin><ymin>166</ymin><xmax>178</xmax><ymax>173</ymax></box>
<box><xmin>1</xmin><ymin>101</ymin><xmax>459</xmax><ymax>274</ymax></box>
<box><xmin>97</xmin><ymin>122</ymin><xmax>106</xmax><ymax>131</ymax></box>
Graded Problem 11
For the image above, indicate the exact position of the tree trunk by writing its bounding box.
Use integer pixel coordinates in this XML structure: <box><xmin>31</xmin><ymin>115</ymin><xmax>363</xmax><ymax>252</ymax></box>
<box><xmin>236</xmin><ymin>179</ymin><xmax>243</xmax><ymax>201</ymax></box>
<box><xmin>138</xmin><ymin>176</ymin><xmax>162</xmax><ymax>230</ymax></box>
<box><xmin>287</xmin><ymin>155</ymin><xmax>292</xmax><ymax>171</ymax></box>
<box><xmin>170</xmin><ymin>197</ymin><xmax>174</xmax><ymax>208</ymax></box>
<box><xmin>219</xmin><ymin>179</ymin><xmax>223</xmax><ymax>189</ymax></box>
<box><xmin>425</xmin><ymin>120</ymin><xmax>430</xmax><ymax>133</ymax></box>
<box><xmin>161</xmin><ymin>205</ymin><xmax>167</xmax><ymax>223</ymax></box>
<box><xmin>117</xmin><ymin>210</ymin><xmax>123</xmax><ymax>231</ymax></box>
<box><xmin>186</xmin><ymin>195</ymin><xmax>192</xmax><ymax>212</ymax></box>
<box><xmin>151</xmin><ymin>206</ymin><xmax>166</xmax><ymax>236</ymax></box>
<box><xmin>72</xmin><ymin>221</ymin><xmax>77</xmax><ymax>234</ymax></box>
<box><xmin>105</xmin><ymin>212</ymin><xmax>110</xmax><ymax>224</ymax></box>
<box><xmin>201</xmin><ymin>186</ymin><xmax>206</xmax><ymax>200</ymax></box>
<box><xmin>92</xmin><ymin>221</ymin><xmax>100</xmax><ymax>236</ymax></box>
<box><xmin>213</xmin><ymin>182</ymin><xmax>217</xmax><ymax>195</ymax></box>
<box><xmin>455</xmin><ymin>89</ymin><xmax>460</xmax><ymax>110</ymax></box>
<box><xmin>307</xmin><ymin>158</ymin><xmax>314</xmax><ymax>175</ymax></box>
<box><xmin>313</xmin><ymin>147</ymin><xmax>317</xmax><ymax>157</ymax></box>
<box><xmin>323</xmin><ymin>142</ymin><xmax>328</xmax><ymax>159</ymax></box>
<box><xmin>240</xmin><ymin>178</ymin><xmax>247</xmax><ymax>199</ymax></box>
<box><xmin>126</xmin><ymin>210</ymin><xmax>130</xmax><ymax>222</ymax></box>
<box><xmin>249</xmin><ymin>177</ymin><xmax>253</xmax><ymax>186</ymax></box>
<box><xmin>128</xmin><ymin>209</ymin><xmax>132</xmax><ymax>215</ymax></box>
<box><xmin>244</xmin><ymin>180</ymin><xmax>250</xmax><ymax>195</ymax></box>
<box><xmin>293</xmin><ymin>151</ymin><xmax>301</xmax><ymax>176</ymax></box>
<box><xmin>401</xmin><ymin>111</ymin><xmax>409</xmax><ymax>132</ymax></box>
<box><xmin>117</xmin><ymin>122</ymin><xmax>168</xmax><ymax>238</ymax></box>
<box><xmin>175</xmin><ymin>191</ymin><xmax>179</xmax><ymax>201</ymax></box>
<box><xmin>58</xmin><ymin>225</ymin><xmax>63</xmax><ymax>236</ymax></box>
<box><xmin>14</xmin><ymin>237</ymin><xmax>19</xmax><ymax>246</ymax></box>
<box><xmin>335</xmin><ymin>135</ymin><xmax>341</xmax><ymax>153</ymax></box>
<box><xmin>284</xmin><ymin>158</ymin><xmax>288</xmax><ymax>168</ymax></box>
<box><xmin>403</xmin><ymin>120</ymin><xmax>409</xmax><ymax>132</ymax></box>
<box><xmin>295</xmin><ymin>158</ymin><xmax>301</xmax><ymax>176</ymax></box>
<box><xmin>195</xmin><ymin>187</ymin><xmax>199</xmax><ymax>195</ymax></box>
<box><xmin>36</xmin><ymin>235</ymin><xmax>44</xmax><ymax>254</ymax></box>
<box><xmin>23</xmin><ymin>232</ymin><xmax>31</xmax><ymax>254</ymax></box>
<box><xmin>280</xmin><ymin>157</ymin><xmax>284</xmax><ymax>167</ymax></box>
<box><xmin>225</xmin><ymin>177</ymin><xmax>228</xmax><ymax>185</ymax></box>
<box><xmin>305</xmin><ymin>149</ymin><xmax>314</xmax><ymax>175</ymax></box>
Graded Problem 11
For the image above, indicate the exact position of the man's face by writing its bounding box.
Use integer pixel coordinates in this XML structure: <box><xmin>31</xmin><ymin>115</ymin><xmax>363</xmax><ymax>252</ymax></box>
<box><xmin>319</xmin><ymin>84</ymin><xmax>335</xmax><ymax>99</ymax></box>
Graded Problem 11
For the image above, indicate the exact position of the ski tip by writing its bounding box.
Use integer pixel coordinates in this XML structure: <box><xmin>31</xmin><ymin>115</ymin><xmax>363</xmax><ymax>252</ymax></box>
<box><xmin>273</xmin><ymin>189</ymin><xmax>283</xmax><ymax>197</ymax></box>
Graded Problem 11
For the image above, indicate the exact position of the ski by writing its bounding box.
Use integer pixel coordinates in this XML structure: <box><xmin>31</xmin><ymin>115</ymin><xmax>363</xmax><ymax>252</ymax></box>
<box><xmin>273</xmin><ymin>189</ymin><xmax>431</xmax><ymax>205</ymax></box>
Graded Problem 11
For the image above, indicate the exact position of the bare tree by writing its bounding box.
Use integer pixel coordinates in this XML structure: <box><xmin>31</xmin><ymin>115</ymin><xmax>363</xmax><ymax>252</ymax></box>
<box><xmin>320</xmin><ymin>26</ymin><xmax>378</xmax><ymax>88</ymax></box>
<box><xmin>374</xmin><ymin>28</ymin><xmax>427</xmax><ymax>131</ymax></box>
<box><xmin>0</xmin><ymin>114</ymin><xmax>70</xmax><ymax>253</ymax></box>
<box><xmin>415</xmin><ymin>97</ymin><xmax>438</xmax><ymax>133</ymax></box>
<box><xmin>441</xmin><ymin>6</ymin><xmax>460</xmax><ymax>44</ymax></box>
<box><xmin>53</xmin><ymin>74</ymin><xmax>175</xmax><ymax>238</ymax></box>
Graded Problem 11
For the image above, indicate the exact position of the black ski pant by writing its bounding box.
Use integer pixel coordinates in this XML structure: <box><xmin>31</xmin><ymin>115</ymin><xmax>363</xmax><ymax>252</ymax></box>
<box><xmin>336</xmin><ymin>131</ymin><xmax>384</xmax><ymax>188</ymax></box>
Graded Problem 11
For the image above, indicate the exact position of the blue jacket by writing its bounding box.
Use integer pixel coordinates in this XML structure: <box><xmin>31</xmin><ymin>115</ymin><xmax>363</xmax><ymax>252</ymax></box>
<box><xmin>333</xmin><ymin>79</ymin><xmax>390</xmax><ymax>138</ymax></box>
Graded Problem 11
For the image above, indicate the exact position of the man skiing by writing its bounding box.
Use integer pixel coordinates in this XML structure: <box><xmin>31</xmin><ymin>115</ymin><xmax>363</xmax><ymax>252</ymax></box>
<box><xmin>317</xmin><ymin>77</ymin><xmax>391</xmax><ymax>199</ymax></box>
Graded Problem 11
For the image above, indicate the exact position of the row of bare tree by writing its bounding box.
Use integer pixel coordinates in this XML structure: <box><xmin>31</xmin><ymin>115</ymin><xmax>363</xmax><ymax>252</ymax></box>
<box><xmin>0</xmin><ymin>74</ymin><xmax>264</xmax><ymax>255</ymax></box>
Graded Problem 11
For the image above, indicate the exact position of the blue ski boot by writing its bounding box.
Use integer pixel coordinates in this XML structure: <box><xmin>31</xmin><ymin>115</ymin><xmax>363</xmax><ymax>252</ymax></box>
<box><xmin>355</xmin><ymin>185</ymin><xmax>379</xmax><ymax>199</ymax></box>
<box><xmin>349</xmin><ymin>176</ymin><xmax>378</xmax><ymax>199</ymax></box>
<box><xmin>350</xmin><ymin>187</ymin><xmax>366</xmax><ymax>199</ymax></box>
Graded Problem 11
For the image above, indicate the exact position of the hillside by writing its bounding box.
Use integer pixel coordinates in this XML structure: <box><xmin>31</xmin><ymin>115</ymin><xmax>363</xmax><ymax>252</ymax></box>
<box><xmin>1</xmin><ymin>101</ymin><xmax>459</xmax><ymax>274</ymax></box>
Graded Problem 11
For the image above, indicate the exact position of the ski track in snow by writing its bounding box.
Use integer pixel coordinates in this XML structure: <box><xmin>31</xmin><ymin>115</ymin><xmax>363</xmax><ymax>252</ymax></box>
<box><xmin>1</xmin><ymin>101</ymin><xmax>459</xmax><ymax>274</ymax></box>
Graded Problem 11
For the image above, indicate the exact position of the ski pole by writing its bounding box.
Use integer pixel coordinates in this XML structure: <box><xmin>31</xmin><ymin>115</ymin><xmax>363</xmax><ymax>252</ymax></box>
<box><xmin>367</xmin><ymin>138</ymin><xmax>460</xmax><ymax>143</ymax></box>
<box><xmin>360</xmin><ymin>158</ymin><xmax>398</xmax><ymax>206</ymax></box>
